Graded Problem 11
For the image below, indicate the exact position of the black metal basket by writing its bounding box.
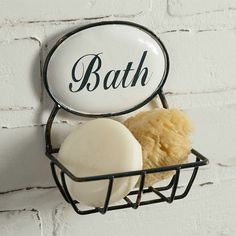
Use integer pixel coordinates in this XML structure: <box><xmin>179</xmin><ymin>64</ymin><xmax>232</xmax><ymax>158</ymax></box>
<box><xmin>43</xmin><ymin>21</ymin><xmax>209</xmax><ymax>215</ymax></box>
<box><xmin>45</xmin><ymin>92</ymin><xmax>208</xmax><ymax>215</ymax></box>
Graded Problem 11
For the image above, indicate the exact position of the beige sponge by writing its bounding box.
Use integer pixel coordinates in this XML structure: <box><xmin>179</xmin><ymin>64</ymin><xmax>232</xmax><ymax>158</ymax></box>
<box><xmin>124</xmin><ymin>108</ymin><xmax>193</xmax><ymax>187</ymax></box>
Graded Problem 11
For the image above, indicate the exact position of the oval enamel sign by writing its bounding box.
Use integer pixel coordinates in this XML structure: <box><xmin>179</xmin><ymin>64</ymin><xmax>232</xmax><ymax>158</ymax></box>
<box><xmin>43</xmin><ymin>21</ymin><xmax>169</xmax><ymax>117</ymax></box>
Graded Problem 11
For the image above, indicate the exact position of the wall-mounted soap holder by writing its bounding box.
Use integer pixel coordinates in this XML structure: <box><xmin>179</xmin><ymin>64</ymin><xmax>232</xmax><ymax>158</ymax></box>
<box><xmin>43</xmin><ymin>21</ymin><xmax>209</xmax><ymax>215</ymax></box>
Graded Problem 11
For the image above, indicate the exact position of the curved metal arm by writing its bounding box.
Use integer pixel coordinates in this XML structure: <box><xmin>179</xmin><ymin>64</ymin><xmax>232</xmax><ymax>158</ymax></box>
<box><xmin>159</xmin><ymin>90</ymin><xmax>169</xmax><ymax>109</ymax></box>
<box><xmin>45</xmin><ymin>103</ymin><xmax>61</xmax><ymax>153</ymax></box>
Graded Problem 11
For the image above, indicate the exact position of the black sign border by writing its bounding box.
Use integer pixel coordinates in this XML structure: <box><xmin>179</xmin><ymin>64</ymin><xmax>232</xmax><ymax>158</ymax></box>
<box><xmin>43</xmin><ymin>21</ymin><xmax>170</xmax><ymax>117</ymax></box>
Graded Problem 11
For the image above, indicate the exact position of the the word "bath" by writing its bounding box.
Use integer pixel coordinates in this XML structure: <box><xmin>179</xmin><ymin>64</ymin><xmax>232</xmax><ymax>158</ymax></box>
<box><xmin>69</xmin><ymin>50</ymin><xmax>150</xmax><ymax>92</ymax></box>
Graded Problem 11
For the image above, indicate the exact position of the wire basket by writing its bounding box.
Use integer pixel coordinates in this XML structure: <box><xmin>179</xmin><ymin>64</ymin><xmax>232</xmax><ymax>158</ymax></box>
<box><xmin>45</xmin><ymin>91</ymin><xmax>208</xmax><ymax>215</ymax></box>
<box><xmin>43</xmin><ymin>21</ymin><xmax>209</xmax><ymax>215</ymax></box>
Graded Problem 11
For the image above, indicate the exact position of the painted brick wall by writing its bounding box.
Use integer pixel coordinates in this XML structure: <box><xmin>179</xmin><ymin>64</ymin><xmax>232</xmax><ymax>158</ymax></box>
<box><xmin>0</xmin><ymin>1</ymin><xmax>235</xmax><ymax>235</ymax></box>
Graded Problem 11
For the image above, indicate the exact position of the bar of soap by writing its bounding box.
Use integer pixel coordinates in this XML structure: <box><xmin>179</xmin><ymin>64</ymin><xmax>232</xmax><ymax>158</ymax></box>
<box><xmin>58</xmin><ymin>118</ymin><xmax>142</xmax><ymax>207</ymax></box>
<box><xmin>124</xmin><ymin>108</ymin><xmax>193</xmax><ymax>187</ymax></box>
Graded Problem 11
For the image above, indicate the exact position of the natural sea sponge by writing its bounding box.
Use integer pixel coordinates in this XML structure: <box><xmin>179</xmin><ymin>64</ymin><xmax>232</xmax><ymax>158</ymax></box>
<box><xmin>124</xmin><ymin>108</ymin><xmax>193</xmax><ymax>187</ymax></box>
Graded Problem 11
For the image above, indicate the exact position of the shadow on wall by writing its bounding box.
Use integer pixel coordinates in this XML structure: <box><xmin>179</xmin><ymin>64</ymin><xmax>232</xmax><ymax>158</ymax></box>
<box><xmin>0</xmin><ymin>123</ymin><xmax>75</xmax><ymax>193</ymax></box>
<box><xmin>0</xmin><ymin>24</ymin><xmax>86</xmax><ymax>193</ymax></box>
<box><xmin>0</xmin><ymin>126</ymin><xmax>53</xmax><ymax>192</ymax></box>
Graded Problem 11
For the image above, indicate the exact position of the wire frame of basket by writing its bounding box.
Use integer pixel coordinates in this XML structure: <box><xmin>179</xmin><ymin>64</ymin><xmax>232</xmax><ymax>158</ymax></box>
<box><xmin>43</xmin><ymin>21</ymin><xmax>209</xmax><ymax>215</ymax></box>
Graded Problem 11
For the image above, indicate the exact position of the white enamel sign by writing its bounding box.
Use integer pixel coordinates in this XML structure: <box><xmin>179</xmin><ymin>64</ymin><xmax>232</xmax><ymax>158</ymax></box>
<box><xmin>44</xmin><ymin>22</ymin><xmax>169</xmax><ymax>116</ymax></box>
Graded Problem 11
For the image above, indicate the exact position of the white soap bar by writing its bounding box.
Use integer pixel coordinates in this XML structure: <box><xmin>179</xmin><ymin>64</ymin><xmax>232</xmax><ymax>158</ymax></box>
<box><xmin>58</xmin><ymin>118</ymin><xmax>142</xmax><ymax>207</ymax></box>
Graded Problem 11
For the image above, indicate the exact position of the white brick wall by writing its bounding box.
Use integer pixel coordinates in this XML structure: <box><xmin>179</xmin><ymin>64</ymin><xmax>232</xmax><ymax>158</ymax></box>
<box><xmin>0</xmin><ymin>210</ymin><xmax>41</xmax><ymax>236</ymax></box>
<box><xmin>0</xmin><ymin>38</ymin><xmax>41</xmax><ymax>110</ymax></box>
<box><xmin>161</xmin><ymin>30</ymin><xmax>236</xmax><ymax>93</ymax></box>
<box><xmin>168</xmin><ymin>0</ymin><xmax>236</xmax><ymax>16</ymax></box>
<box><xmin>0</xmin><ymin>0</ymin><xmax>235</xmax><ymax>235</ymax></box>
<box><xmin>0</xmin><ymin>0</ymin><xmax>151</xmax><ymax>24</ymax></box>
